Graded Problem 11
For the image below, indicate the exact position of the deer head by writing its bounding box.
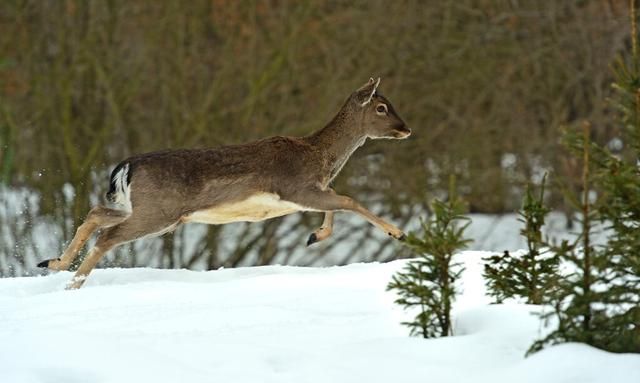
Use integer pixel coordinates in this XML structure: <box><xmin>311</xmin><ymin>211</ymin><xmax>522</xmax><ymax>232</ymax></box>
<box><xmin>352</xmin><ymin>77</ymin><xmax>411</xmax><ymax>140</ymax></box>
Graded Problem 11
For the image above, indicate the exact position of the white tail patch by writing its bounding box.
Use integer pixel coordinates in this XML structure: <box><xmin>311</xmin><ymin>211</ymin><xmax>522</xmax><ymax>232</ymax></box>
<box><xmin>111</xmin><ymin>163</ymin><xmax>132</xmax><ymax>212</ymax></box>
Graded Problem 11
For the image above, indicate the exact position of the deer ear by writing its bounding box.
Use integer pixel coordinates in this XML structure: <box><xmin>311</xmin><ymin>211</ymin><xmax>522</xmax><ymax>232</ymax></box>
<box><xmin>355</xmin><ymin>77</ymin><xmax>381</xmax><ymax>106</ymax></box>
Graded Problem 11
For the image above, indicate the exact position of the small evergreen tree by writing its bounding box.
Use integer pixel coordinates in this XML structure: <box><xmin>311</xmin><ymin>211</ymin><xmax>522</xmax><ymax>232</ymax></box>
<box><xmin>597</xmin><ymin>157</ymin><xmax>640</xmax><ymax>351</ymax></box>
<box><xmin>592</xmin><ymin>0</ymin><xmax>640</xmax><ymax>350</ymax></box>
<box><xmin>483</xmin><ymin>176</ymin><xmax>559</xmax><ymax>304</ymax></box>
<box><xmin>531</xmin><ymin>121</ymin><xmax>640</xmax><ymax>353</ymax></box>
<box><xmin>530</xmin><ymin>1</ymin><xmax>640</xmax><ymax>353</ymax></box>
<box><xmin>529</xmin><ymin>122</ymin><xmax>608</xmax><ymax>353</ymax></box>
<box><xmin>387</xmin><ymin>181</ymin><xmax>471</xmax><ymax>338</ymax></box>
<box><xmin>529</xmin><ymin>1</ymin><xmax>640</xmax><ymax>354</ymax></box>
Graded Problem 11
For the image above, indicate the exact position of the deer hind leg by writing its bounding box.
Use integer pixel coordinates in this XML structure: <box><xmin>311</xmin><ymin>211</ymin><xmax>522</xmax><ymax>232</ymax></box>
<box><xmin>38</xmin><ymin>206</ymin><xmax>130</xmax><ymax>271</ymax></box>
<box><xmin>65</xmin><ymin>213</ymin><xmax>181</xmax><ymax>290</ymax></box>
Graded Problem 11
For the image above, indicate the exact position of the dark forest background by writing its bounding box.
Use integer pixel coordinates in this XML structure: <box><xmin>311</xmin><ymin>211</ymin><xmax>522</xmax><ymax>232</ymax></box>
<box><xmin>0</xmin><ymin>1</ymin><xmax>631</xmax><ymax>275</ymax></box>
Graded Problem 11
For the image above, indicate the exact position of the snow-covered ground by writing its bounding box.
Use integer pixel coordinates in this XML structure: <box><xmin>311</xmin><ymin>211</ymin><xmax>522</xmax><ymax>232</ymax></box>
<box><xmin>1</xmin><ymin>251</ymin><xmax>638</xmax><ymax>383</ymax></box>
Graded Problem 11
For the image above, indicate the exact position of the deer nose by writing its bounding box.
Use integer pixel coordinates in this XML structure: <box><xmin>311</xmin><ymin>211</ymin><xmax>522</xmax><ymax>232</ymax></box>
<box><xmin>393</xmin><ymin>124</ymin><xmax>411</xmax><ymax>139</ymax></box>
<box><xmin>396</xmin><ymin>125</ymin><xmax>411</xmax><ymax>138</ymax></box>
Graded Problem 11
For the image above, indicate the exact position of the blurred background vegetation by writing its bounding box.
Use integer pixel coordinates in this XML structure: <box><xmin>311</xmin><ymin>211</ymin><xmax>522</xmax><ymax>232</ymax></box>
<box><xmin>0</xmin><ymin>0</ymin><xmax>630</xmax><ymax>275</ymax></box>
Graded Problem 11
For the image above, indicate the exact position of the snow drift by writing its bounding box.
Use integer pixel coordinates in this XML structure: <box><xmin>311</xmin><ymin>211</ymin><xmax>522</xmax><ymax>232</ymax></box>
<box><xmin>0</xmin><ymin>251</ymin><xmax>638</xmax><ymax>383</ymax></box>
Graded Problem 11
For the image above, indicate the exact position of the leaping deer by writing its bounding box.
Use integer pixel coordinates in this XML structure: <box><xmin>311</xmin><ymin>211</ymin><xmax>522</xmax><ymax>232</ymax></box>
<box><xmin>38</xmin><ymin>78</ymin><xmax>411</xmax><ymax>289</ymax></box>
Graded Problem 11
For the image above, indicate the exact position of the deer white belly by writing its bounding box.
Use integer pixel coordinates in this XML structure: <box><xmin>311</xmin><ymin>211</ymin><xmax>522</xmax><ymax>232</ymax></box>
<box><xmin>184</xmin><ymin>193</ymin><xmax>308</xmax><ymax>225</ymax></box>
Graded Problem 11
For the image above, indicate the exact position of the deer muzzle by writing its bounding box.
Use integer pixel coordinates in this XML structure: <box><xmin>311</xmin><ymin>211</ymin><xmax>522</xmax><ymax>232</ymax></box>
<box><xmin>393</xmin><ymin>125</ymin><xmax>411</xmax><ymax>139</ymax></box>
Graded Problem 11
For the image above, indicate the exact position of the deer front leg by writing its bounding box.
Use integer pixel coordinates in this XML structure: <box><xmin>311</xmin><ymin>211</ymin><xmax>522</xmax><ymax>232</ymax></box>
<box><xmin>307</xmin><ymin>211</ymin><xmax>334</xmax><ymax>246</ymax></box>
<box><xmin>294</xmin><ymin>189</ymin><xmax>406</xmax><ymax>241</ymax></box>
<box><xmin>307</xmin><ymin>188</ymin><xmax>336</xmax><ymax>246</ymax></box>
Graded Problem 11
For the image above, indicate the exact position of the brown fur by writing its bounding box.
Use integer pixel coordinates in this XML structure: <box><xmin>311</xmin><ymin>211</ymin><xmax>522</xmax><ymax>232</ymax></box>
<box><xmin>39</xmin><ymin>78</ymin><xmax>411</xmax><ymax>289</ymax></box>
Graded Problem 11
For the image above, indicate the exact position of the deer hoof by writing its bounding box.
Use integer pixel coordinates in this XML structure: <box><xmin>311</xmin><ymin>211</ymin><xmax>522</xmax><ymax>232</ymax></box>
<box><xmin>389</xmin><ymin>232</ymin><xmax>406</xmax><ymax>241</ymax></box>
<box><xmin>37</xmin><ymin>258</ymin><xmax>58</xmax><ymax>268</ymax></box>
<box><xmin>306</xmin><ymin>233</ymin><xmax>318</xmax><ymax>246</ymax></box>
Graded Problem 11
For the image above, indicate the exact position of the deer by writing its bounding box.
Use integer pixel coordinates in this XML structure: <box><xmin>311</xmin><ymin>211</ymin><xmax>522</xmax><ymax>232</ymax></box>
<box><xmin>37</xmin><ymin>77</ymin><xmax>411</xmax><ymax>289</ymax></box>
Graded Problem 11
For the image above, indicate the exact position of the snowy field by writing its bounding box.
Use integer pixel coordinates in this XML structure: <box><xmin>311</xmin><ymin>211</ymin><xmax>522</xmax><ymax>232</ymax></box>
<box><xmin>1</xmin><ymin>251</ymin><xmax>638</xmax><ymax>383</ymax></box>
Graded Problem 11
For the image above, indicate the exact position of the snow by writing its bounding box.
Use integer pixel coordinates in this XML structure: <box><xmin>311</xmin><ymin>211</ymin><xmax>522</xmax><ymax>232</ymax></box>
<box><xmin>1</xmin><ymin>252</ymin><xmax>638</xmax><ymax>383</ymax></box>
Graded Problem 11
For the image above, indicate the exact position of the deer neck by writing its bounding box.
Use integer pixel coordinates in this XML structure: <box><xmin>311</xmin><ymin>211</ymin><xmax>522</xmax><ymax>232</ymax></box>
<box><xmin>307</xmin><ymin>106</ymin><xmax>367</xmax><ymax>181</ymax></box>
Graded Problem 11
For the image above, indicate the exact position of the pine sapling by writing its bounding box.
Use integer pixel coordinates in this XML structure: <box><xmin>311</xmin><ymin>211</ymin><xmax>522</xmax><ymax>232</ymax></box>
<box><xmin>387</xmin><ymin>180</ymin><xmax>471</xmax><ymax>338</ymax></box>
<box><xmin>531</xmin><ymin>0</ymin><xmax>640</xmax><ymax>352</ymax></box>
<box><xmin>483</xmin><ymin>176</ymin><xmax>559</xmax><ymax>304</ymax></box>
<box><xmin>591</xmin><ymin>1</ymin><xmax>640</xmax><ymax>350</ymax></box>
<box><xmin>529</xmin><ymin>122</ymin><xmax>612</xmax><ymax>353</ymax></box>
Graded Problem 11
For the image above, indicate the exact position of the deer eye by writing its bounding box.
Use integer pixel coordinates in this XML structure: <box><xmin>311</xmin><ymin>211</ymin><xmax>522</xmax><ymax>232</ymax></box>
<box><xmin>376</xmin><ymin>104</ymin><xmax>388</xmax><ymax>115</ymax></box>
